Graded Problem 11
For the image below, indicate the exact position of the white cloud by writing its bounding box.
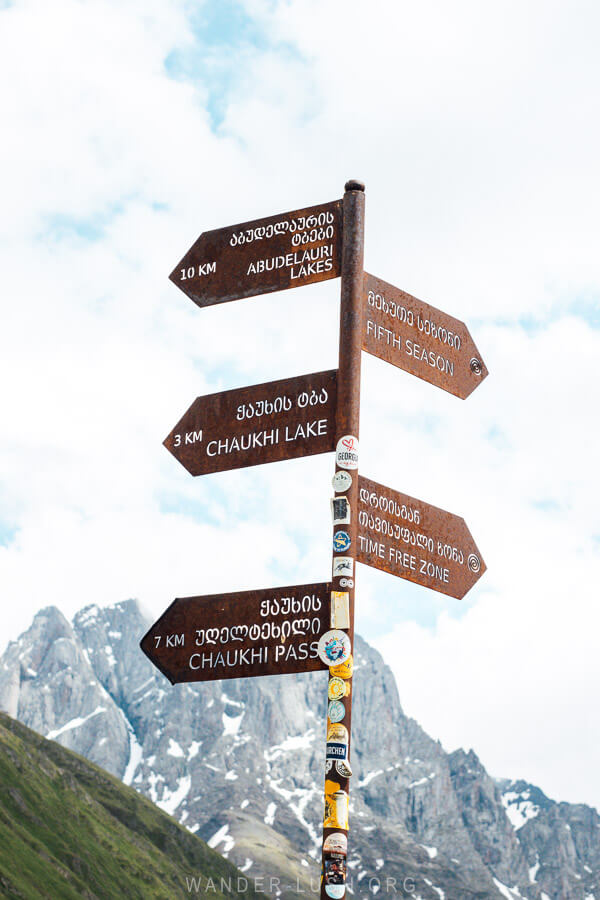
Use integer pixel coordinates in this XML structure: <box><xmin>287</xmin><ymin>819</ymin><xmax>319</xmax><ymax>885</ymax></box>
<box><xmin>0</xmin><ymin>0</ymin><xmax>599</xmax><ymax>810</ymax></box>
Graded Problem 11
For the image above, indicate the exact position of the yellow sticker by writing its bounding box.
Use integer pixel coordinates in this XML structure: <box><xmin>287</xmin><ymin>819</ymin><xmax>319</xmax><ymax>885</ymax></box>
<box><xmin>330</xmin><ymin>655</ymin><xmax>353</xmax><ymax>680</ymax></box>
<box><xmin>327</xmin><ymin>723</ymin><xmax>349</xmax><ymax>743</ymax></box>
<box><xmin>327</xmin><ymin>676</ymin><xmax>347</xmax><ymax>701</ymax></box>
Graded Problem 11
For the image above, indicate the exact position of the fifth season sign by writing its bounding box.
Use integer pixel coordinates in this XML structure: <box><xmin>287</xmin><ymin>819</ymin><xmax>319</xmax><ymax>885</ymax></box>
<box><xmin>164</xmin><ymin>370</ymin><xmax>337</xmax><ymax>476</ymax></box>
<box><xmin>361</xmin><ymin>273</ymin><xmax>488</xmax><ymax>399</ymax></box>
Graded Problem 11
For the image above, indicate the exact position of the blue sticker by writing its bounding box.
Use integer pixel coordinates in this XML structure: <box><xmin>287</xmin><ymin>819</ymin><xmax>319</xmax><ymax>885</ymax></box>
<box><xmin>326</xmin><ymin>742</ymin><xmax>348</xmax><ymax>760</ymax></box>
<box><xmin>333</xmin><ymin>531</ymin><xmax>351</xmax><ymax>552</ymax></box>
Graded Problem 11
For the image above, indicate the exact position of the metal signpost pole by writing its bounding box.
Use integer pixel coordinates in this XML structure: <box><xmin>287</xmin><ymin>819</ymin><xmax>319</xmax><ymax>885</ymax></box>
<box><xmin>321</xmin><ymin>180</ymin><xmax>365</xmax><ymax>898</ymax></box>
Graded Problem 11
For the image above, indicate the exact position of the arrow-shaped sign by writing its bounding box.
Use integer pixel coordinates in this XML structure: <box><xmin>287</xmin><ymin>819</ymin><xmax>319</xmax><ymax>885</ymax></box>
<box><xmin>140</xmin><ymin>583</ymin><xmax>331</xmax><ymax>684</ymax></box>
<box><xmin>164</xmin><ymin>369</ymin><xmax>337</xmax><ymax>476</ymax></box>
<box><xmin>356</xmin><ymin>475</ymin><xmax>486</xmax><ymax>599</ymax></box>
<box><xmin>170</xmin><ymin>200</ymin><xmax>343</xmax><ymax>308</ymax></box>
<box><xmin>362</xmin><ymin>273</ymin><xmax>488</xmax><ymax>399</ymax></box>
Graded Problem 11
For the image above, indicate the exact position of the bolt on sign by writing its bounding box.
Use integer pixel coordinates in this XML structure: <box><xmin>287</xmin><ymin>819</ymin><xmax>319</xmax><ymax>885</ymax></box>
<box><xmin>164</xmin><ymin>369</ymin><xmax>337</xmax><ymax>476</ymax></box>
<box><xmin>140</xmin><ymin>583</ymin><xmax>331</xmax><ymax>684</ymax></box>
<box><xmin>362</xmin><ymin>273</ymin><xmax>488</xmax><ymax>399</ymax></box>
<box><xmin>170</xmin><ymin>200</ymin><xmax>343</xmax><ymax>308</ymax></box>
<box><xmin>356</xmin><ymin>475</ymin><xmax>486</xmax><ymax>599</ymax></box>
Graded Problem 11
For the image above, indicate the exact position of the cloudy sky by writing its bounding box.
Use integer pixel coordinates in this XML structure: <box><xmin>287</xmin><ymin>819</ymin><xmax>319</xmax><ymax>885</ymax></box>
<box><xmin>1</xmin><ymin>0</ymin><xmax>599</xmax><ymax>808</ymax></box>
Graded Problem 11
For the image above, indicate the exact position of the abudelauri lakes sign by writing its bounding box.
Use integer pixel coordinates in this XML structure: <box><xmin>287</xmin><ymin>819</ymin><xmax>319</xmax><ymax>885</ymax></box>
<box><xmin>170</xmin><ymin>200</ymin><xmax>343</xmax><ymax>308</ymax></box>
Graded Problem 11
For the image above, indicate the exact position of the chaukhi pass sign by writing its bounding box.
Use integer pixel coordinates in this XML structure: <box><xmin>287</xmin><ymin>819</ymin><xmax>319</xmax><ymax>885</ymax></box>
<box><xmin>144</xmin><ymin>181</ymin><xmax>489</xmax><ymax>900</ymax></box>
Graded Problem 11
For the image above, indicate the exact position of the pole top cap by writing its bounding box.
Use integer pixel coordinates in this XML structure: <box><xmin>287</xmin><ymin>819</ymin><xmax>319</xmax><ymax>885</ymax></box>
<box><xmin>345</xmin><ymin>179</ymin><xmax>365</xmax><ymax>193</ymax></box>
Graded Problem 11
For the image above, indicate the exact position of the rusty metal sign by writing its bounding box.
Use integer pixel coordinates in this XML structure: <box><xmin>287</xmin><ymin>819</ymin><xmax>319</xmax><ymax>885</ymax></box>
<box><xmin>362</xmin><ymin>273</ymin><xmax>488</xmax><ymax>399</ymax></box>
<box><xmin>140</xmin><ymin>583</ymin><xmax>331</xmax><ymax>684</ymax></box>
<box><xmin>170</xmin><ymin>200</ymin><xmax>343</xmax><ymax>308</ymax></box>
<box><xmin>356</xmin><ymin>475</ymin><xmax>486</xmax><ymax>599</ymax></box>
<box><xmin>164</xmin><ymin>369</ymin><xmax>337</xmax><ymax>476</ymax></box>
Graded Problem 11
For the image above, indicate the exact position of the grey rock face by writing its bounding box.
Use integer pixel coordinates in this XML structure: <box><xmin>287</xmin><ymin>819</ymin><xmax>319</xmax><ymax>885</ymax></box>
<box><xmin>1</xmin><ymin>600</ymin><xmax>598</xmax><ymax>900</ymax></box>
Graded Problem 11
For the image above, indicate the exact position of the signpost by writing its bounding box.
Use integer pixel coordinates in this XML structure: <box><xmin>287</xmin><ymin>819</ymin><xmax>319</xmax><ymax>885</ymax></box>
<box><xmin>140</xmin><ymin>583</ymin><xmax>331</xmax><ymax>684</ymax></box>
<box><xmin>144</xmin><ymin>181</ymin><xmax>489</xmax><ymax>898</ymax></box>
<box><xmin>164</xmin><ymin>370</ymin><xmax>337</xmax><ymax>476</ymax></box>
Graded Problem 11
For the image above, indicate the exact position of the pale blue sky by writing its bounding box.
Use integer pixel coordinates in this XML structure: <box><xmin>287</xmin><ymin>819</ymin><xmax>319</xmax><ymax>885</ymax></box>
<box><xmin>1</xmin><ymin>0</ymin><xmax>599</xmax><ymax>806</ymax></box>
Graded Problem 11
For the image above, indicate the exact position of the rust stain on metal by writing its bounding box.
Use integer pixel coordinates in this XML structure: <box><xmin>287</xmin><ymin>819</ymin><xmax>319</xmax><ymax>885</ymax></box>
<box><xmin>170</xmin><ymin>200</ymin><xmax>343</xmax><ymax>308</ymax></box>
<box><xmin>140</xmin><ymin>583</ymin><xmax>331</xmax><ymax>684</ymax></box>
<box><xmin>164</xmin><ymin>369</ymin><xmax>337</xmax><ymax>476</ymax></box>
<box><xmin>362</xmin><ymin>273</ymin><xmax>488</xmax><ymax>399</ymax></box>
<box><xmin>356</xmin><ymin>475</ymin><xmax>486</xmax><ymax>599</ymax></box>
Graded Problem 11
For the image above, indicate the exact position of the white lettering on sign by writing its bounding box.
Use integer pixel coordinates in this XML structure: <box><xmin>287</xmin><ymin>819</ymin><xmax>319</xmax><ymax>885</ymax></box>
<box><xmin>367</xmin><ymin>290</ymin><xmax>462</xmax><ymax>350</ymax></box>
<box><xmin>404</xmin><ymin>339</ymin><xmax>454</xmax><ymax>376</ymax></box>
<box><xmin>358</xmin><ymin>487</ymin><xmax>420</xmax><ymax>524</ymax></box>
<box><xmin>189</xmin><ymin>646</ymin><xmax>269</xmax><ymax>670</ymax></box>
<box><xmin>154</xmin><ymin>634</ymin><xmax>184</xmax><ymax>647</ymax></box>
<box><xmin>194</xmin><ymin>615</ymin><xmax>323</xmax><ymax>647</ymax></box>
<box><xmin>274</xmin><ymin>641</ymin><xmax>319</xmax><ymax>663</ymax></box>
<box><xmin>366</xmin><ymin>319</ymin><xmax>402</xmax><ymax>348</ymax></box>
<box><xmin>358</xmin><ymin>534</ymin><xmax>385</xmax><ymax>558</ymax></box>
<box><xmin>206</xmin><ymin>428</ymin><xmax>280</xmax><ymax>456</ymax></box>
<box><xmin>246</xmin><ymin>244</ymin><xmax>334</xmax><ymax>279</ymax></box>
<box><xmin>358</xmin><ymin>484</ymin><xmax>467</xmax><ymax>577</ymax></box>
<box><xmin>180</xmin><ymin>262</ymin><xmax>216</xmax><ymax>281</ymax></box>
<box><xmin>229</xmin><ymin>210</ymin><xmax>335</xmax><ymax>247</ymax></box>
<box><xmin>173</xmin><ymin>430</ymin><xmax>202</xmax><ymax>448</ymax></box>
<box><xmin>285</xmin><ymin>419</ymin><xmax>327</xmax><ymax>441</ymax></box>
<box><xmin>236</xmin><ymin>388</ymin><xmax>329</xmax><ymax>421</ymax></box>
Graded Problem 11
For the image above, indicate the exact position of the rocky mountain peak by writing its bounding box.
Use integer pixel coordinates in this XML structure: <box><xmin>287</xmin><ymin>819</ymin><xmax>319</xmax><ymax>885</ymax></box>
<box><xmin>1</xmin><ymin>599</ymin><xmax>599</xmax><ymax>900</ymax></box>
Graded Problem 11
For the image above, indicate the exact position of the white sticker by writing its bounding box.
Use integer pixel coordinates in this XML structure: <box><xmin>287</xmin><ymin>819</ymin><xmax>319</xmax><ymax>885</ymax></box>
<box><xmin>333</xmin><ymin>557</ymin><xmax>353</xmax><ymax>578</ymax></box>
<box><xmin>318</xmin><ymin>630</ymin><xmax>352</xmax><ymax>666</ymax></box>
<box><xmin>336</xmin><ymin>435</ymin><xmax>359</xmax><ymax>470</ymax></box>
<box><xmin>332</xmin><ymin>470</ymin><xmax>352</xmax><ymax>493</ymax></box>
<box><xmin>330</xmin><ymin>591</ymin><xmax>350</xmax><ymax>629</ymax></box>
<box><xmin>330</xmin><ymin>496</ymin><xmax>351</xmax><ymax>525</ymax></box>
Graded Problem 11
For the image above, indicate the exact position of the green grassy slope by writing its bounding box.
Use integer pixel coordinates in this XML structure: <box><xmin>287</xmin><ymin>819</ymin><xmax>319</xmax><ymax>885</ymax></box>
<box><xmin>0</xmin><ymin>712</ymin><xmax>258</xmax><ymax>900</ymax></box>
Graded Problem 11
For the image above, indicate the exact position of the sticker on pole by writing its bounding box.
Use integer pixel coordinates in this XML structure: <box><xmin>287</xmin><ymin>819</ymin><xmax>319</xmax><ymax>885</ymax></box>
<box><xmin>323</xmin><ymin>833</ymin><xmax>347</xmax><ymax>854</ymax></box>
<box><xmin>332</xmin><ymin>470</ymin><xmax>352</xmax><ymax>493</ymax></box>
<box><xmin>318</xmin><ymin>630</ymin><xmax>351</xmax><ymax>666</ymax></box>
<box><xmin>336</xmin><ymin>435</ymin><xmax>359</xmax><ymax>470</ymax></box>
<box><xmin>333</xmin><ymin>557</ymin><xmax>353</xmax><ymax>578</ymax></box>
<box><xmin>328</xmin><ymin>676</ymin><xmax>348</xmax><ymax>701</ymax></box>
<box><xmin>328</xmin><ymin>700</ymin><xmax>346</xmax><ymax>723</ymax></box>
<box><xmin>333</xmin><ymin>531</ymin><xmax>351</xmax><ymax>552</ymax></box>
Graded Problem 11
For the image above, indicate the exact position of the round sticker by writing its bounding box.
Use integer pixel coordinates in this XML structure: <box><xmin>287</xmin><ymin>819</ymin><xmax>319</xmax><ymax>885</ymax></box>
<box><xmin>330</xmin><ymin>655</ymin><xmax>353</xmax><ymax>680</ymax></box>
<box><xmin>328</xmin><ymin>676</ymin><xmax>347</xmax><ymax>701</ymax></box>
<box><xmin>336</xmin><ymin>435</ymin><xmax>359</xmax><ymax>470</ymax></box>
<box><xmin>328</xmin><ymin>699</ymin><xmax>346</xmax><ymax>723</ymax></box>
<box><xmin>318</xmin><ymin>630</ymin><xmax>351</xmax><ymax>666</ymax></box>
<box><xmin>327</xmin><ymin>723</ymin><xmax>348</xmax><ymax>743</ymax></box>
<box><xmin>332</xmin><ymin>471</ymin><xmax>352</xmax><ymax>493</ymax></box>
<box><xmin>323</xmin><ymin>833</ymin><xmax>348</xmax><ymax>854</ymax></box>
<box><xmin>336</xmin><ymin>759</ymin><xmax>353</xmax><ymax>778</ymax></box>
<box><xmin>339</xmin><ymin>578</ymin><xmax>354</xmax><ymax>589</ymax></box>
<box><xmin>333</xmin><ymin>531</ymin><xmax>351</xmax><ymax>553</ymax></box>
<box><xmin>325</xmin><ymin>885</ymin><xmax>345</xmax><ymax>899</ymax></box>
